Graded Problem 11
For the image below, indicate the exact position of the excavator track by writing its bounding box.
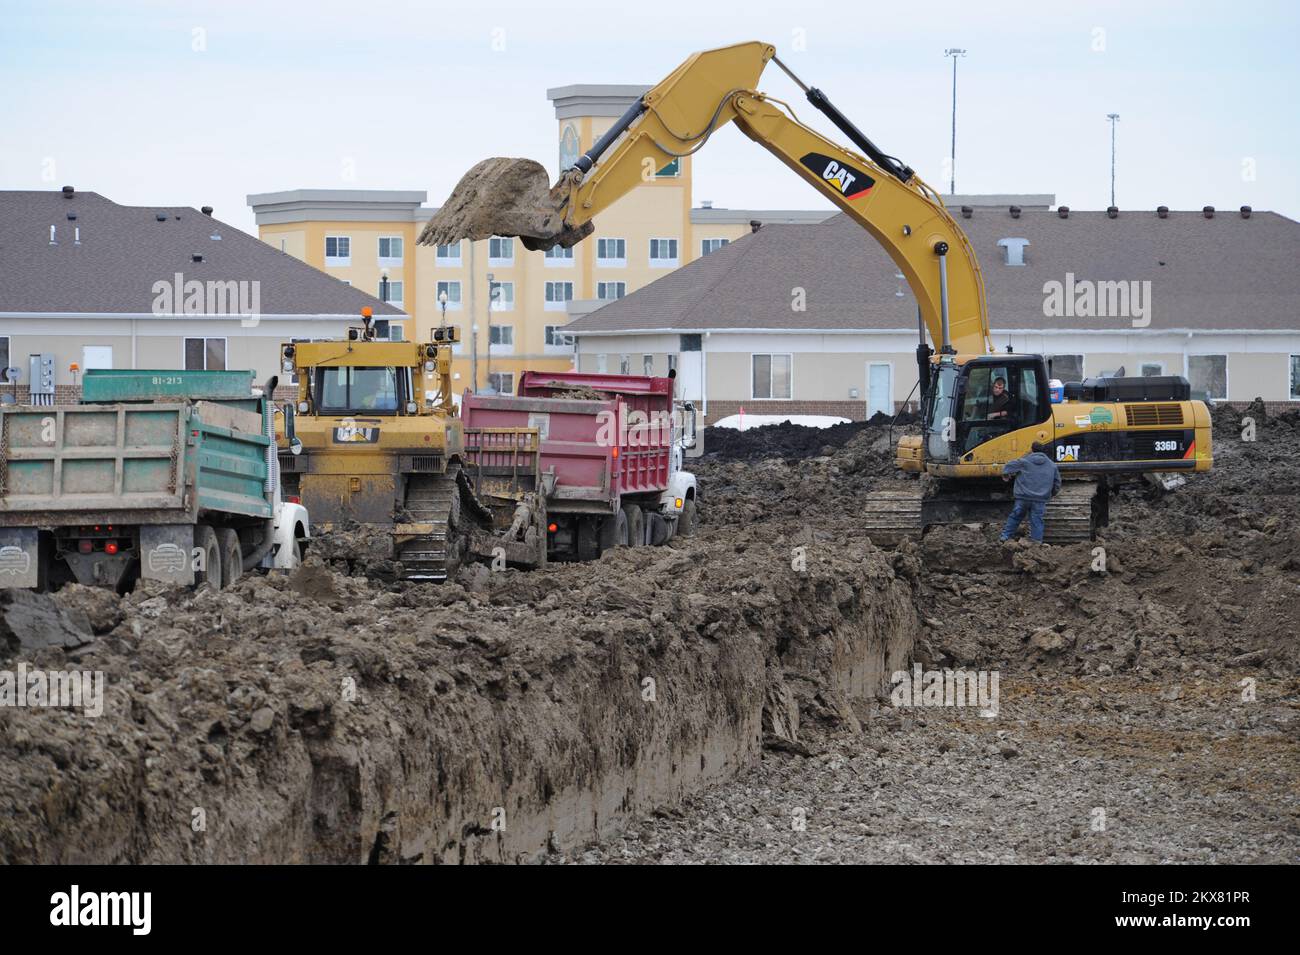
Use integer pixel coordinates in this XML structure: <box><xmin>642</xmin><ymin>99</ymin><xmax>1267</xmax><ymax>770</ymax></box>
<box><xmin>861</xmin><ymin>481</ymin><xmax>1098</xmax><ymax>547</ymax></box>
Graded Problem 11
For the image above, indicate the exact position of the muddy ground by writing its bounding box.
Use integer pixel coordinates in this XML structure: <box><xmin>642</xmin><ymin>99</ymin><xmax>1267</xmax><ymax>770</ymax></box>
<box><xmin>1</xmin><ymin>406</ymin><xmax>1295</xmax><ymax>863</ymax></box>
<box><xmin>555</xmin><ymin>408</ymin><xmax>1299</xmax><ymax>863</ymax></box>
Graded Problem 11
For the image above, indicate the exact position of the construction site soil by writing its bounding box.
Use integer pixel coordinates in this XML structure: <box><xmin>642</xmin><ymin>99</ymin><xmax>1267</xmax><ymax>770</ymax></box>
<box><xmin>1</xmin><ymin>407</ymin><xmax>1295</xmax><ymax>863</ymax></box>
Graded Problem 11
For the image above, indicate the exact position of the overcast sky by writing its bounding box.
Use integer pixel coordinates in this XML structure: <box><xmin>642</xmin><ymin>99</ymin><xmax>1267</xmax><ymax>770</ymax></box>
<box><xmin>3</xmin><ymin>0</ymin><xmax>1296</xmax><ymax>234</ymax></box>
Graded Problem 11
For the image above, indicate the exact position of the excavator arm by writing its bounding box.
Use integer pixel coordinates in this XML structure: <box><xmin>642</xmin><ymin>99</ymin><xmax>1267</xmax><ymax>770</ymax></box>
<box><xmin>420</xmin><ymin>41</ymin><xmax>992</xmax><ymax>357</ymax></box>
<box><xmin>557</xmin><ymin>41</ymin><xmax>991</xmax><ymax>355</ymax></box>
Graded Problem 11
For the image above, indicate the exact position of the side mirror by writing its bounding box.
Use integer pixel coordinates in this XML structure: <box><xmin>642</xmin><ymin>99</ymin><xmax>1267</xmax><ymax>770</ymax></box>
<box><xmin>290</xmin><ymin>436</ymin><xmax>303</xmax><ymax>456</ymax></box>
<box><xmin>681</xmin><ymin>402</ymin><xmax>698</xmax><ymax>450</ymax></box>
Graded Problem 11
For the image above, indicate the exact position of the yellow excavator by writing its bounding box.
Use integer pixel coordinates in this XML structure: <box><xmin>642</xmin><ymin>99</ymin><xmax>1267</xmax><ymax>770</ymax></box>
<box><xmin>419</xmin><ymin>40</ymin><xmax>1212</xmax><ymax>542</ymax></box>
<box><xmin>277</xmin><ymin>311</ymin><xmax>547</xmax><ymax>580</ymax></box>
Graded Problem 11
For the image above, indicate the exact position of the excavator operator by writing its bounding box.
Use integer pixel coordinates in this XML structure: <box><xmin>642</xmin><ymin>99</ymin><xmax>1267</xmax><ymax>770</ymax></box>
<box><xmin>989</xmin><ymin>377</ymin><xmax>1013</xmax><ymax>420</ymax></box>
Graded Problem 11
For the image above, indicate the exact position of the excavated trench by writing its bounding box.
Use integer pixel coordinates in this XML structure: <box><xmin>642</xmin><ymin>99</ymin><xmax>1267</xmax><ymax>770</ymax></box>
<box><xmin>0</xmin><ymin>521</ymin><xmax>917</xmax><ymax>863</ymax></box>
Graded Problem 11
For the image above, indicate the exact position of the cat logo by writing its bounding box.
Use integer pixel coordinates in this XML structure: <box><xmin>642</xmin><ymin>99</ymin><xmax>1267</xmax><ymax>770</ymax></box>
<box><xmin>333</xmin><ymin>421</ymin><xmax>380</xmax><ymax>443</ymax></box>
<box><xmin>799</xmin><ymin>152</ymin><xmax>874</xmax><ymax>200</ymax></box>
<box><xmin>1056</xmin><ymin>444</ymin><xmax>1081</xmax><ymax>462</ymax></box>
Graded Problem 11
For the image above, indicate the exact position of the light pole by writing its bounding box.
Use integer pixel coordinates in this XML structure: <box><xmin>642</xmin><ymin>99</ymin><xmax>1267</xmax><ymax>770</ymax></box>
<box><xmin>438</xmin><ymin>289</ymin><xmax>448</xmax><ymax>330</ymax></box>
<box><xmin>1107</xmin><ymin>113</ymin><xmax>1120</xmax><ymax>207</ymax></box>
<box><xmin>484</xmin><ymin>272</ymin><xmax>501</xmax><ymax>394</ymax></box>
<box><xmin>944</xmin><ymin>48</ymin><xmax>966</xmax><ymax>195</ymax></box>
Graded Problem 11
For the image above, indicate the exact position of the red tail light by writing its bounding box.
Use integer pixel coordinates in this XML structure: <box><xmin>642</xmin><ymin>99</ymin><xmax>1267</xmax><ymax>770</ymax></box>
<box><xmin>78</xmin><ymin>540</ymin><xmax>92</xmax><ymax>554</ymax></box>
<box><xmin>105</xmin><ymin>541</ymin><xmax>119</xmax><ymax>555</ymax></box>
<box><xmin>547</xmin><ymin>522</ymin><xmax>558</xmax><ymax>533</ymax></box>
<box><xmin>287</xmin><ymin>495</ymin><xmax>301</xmax><ymax>504</ymax></box>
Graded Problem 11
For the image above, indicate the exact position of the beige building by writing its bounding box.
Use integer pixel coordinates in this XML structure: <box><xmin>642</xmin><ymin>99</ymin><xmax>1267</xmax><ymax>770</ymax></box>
<box><xmin>0</xmin><ymin>188</ymin><xmax>401</xmax><ymax>403</ymax></box>
<box><xmin>248</xmin><ymin>84</ymin><xmax>829</xmax><ymax>395</ymax></box>
<box><xmin>565</xmin><ymin>197</ymin><xmax>1300</xmax><ymax>421</ymax></box>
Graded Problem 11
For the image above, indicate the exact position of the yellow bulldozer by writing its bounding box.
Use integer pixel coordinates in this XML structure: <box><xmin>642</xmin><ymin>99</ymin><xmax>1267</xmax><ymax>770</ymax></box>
<box><xmin>276</xmin><ymin>310</ymin><xmax>547</xmax><ymax>581</ymax></box>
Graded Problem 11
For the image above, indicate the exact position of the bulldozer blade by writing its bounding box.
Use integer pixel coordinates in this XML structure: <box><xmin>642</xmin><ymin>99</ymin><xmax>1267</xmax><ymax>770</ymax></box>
<box><xmin>416</xmin><ymin>158</ymin><xmax>593</xmax><ymax>252</ymax></box>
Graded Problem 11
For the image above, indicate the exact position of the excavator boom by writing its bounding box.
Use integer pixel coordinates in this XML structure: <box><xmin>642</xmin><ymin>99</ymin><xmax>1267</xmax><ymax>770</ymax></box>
<box><xmin>418</xmin><ymin>40</ymin><xmax>993</xmax><ymax>356</ymax></box>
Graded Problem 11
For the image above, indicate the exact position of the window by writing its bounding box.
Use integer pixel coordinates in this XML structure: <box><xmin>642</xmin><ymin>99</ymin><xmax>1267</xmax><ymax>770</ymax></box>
<box><xmin>544</xmin><ymin>281</ymin><xmax>574</xmax><ymax>311</ymax></box>
<box><xmin>1140</xmin><ymin>362</ymin><xmax>1164</xmax><ymax>377</ymax></box>
<box><xmin>667</xmin><ymin>353</ymin><xmax>677</xmax><ymax>374</ymax></box>
<box><xmin>643</xmin><ymin>355</ymin><xmax>654</xmax><ymax>376</ymax></box>
<box><xmin>596</xmin><ymin>238</ymin><xmax>626</xmax><ymax>266</ymax></box>
<box><xmin>435</xmin><ymin>242</ymin><xmax>462</xmax><ymax>265</ymax></box>
<box><xmin>752</xmin><ymin>354</ymin><xmax>792</xmax><ymax>400</ymax></box>
<box><xmin>649</xmin><ymin>238</ymin><xmax>679</xmax><ymax>267</ymax></box>
<box><xmin>488</xmin><ymin>236</ymin><xmax>514</xmax><ymax>264</ymax></box>
<box><xmin>545</xmin><ymin>325</ymin><xmax>574</xmax><ymax>348</ymax></box>
<box><xmin>0</xmin><ymin>337</ymin><xmax>9</xmax><ymax>379</ymax></box>
<box><xmin>184</xmin><ymin>337</ymin><xmax>226</xmax><ymax>371</ymax></box>
<box><xmin>487</xmin><ymin>372</ymin><xmax>515</xmax><ymax>395</ymax></box>
<box><xmin>680</xmin><ymin>334</ymin><xmax>702</xmax><ymax>352</ymax></box>
<box><xmin>489</xmin><ymin>281</ymin><xmax>514</xmax><ymax>311</ymax></box>
<box><xmin>489</xmin><ymin>325</ymin><xmax>514</xmax><ymax>346</ymax></box>
<box><xmin>435</xmin><ymin>280</ymin><xmax>462</xmax><ymax>309</ymax></box>
<box><xmin>372</xmin><ymin>320</ymin><xmax>404</xmax><ymax>342</ymax></box>
<box><xmin>700</xmin><ymin>238</ymin><xmax>730</xmax><ymax>256</ymax></box>
<box><xmin>1291</xmin><ymin>356</ymin><xmax>1300</xmax><ymax>400</ymax></box>
<box><xmin>597</xmin><ymin>281</ymin><xmax>626</xmax><ymax>300</ymax></box>
<box><xmin>545</xmin><ymin>245</ymin><xmax>574</xmax><ymax>266</ymax></box>
<box><xmin>619</xmin><ymin>354</ymin><xmax>631</xmax><ymax>375</ymax></box>
<box><xmin>82</xmin><ymin>345</ymin><xmax>112</xmax><ymax>370</ymax></box>
<box><xmin>1048</xmin><ymin>354</ymin><xmax>1083</xmax><ymax>382</ymax></box>
<box><xmin>377</xmin><ymin>280</ymin><xmax>404</xmax><ymax>305</ymax></box>
<box><xmin>318</xmin><ymin>366</ymin><xmax>399</xmax><ymax>413</ymax></box>
<box><xmin>378</xmin><ymin>236</ymin><xmax>403</xmax><ymax>263</ymax></box>
<box><xmin>1187</xmin><ymin>355</ymin><xmax>1227</xmax><ymax>400</ymax></box>
<box><xmin>596</xmin><ymin>354</ymin><xmax>608</xmax><ymax>373</ymax></box>
<box><xmin>324</xmin><ymin>236</ymin><xmax>350</xmax><ymax>266</ymax></box>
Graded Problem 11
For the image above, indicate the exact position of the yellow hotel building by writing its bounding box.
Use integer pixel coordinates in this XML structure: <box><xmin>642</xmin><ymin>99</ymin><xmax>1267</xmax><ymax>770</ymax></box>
<box><xmin>248</xmin><ymin>85</ymin><xmax>828</xmax><ymax>393</ymax></box>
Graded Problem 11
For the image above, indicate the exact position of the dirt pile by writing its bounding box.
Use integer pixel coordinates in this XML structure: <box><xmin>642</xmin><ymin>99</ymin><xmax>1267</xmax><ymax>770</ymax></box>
<box><xmin>416</xmin><ymin>158</ymin><xmax>592</xmax><ymax>252</ymax></box>
<box><xmin>0</xmin><ymin>520</ymin><xmax>917</xmax><ymax>863</ymax></box>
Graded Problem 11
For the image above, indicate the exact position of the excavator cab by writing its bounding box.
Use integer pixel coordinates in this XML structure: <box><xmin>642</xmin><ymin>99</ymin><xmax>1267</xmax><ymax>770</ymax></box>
<box><xmin>923</xmin><ymin>355</ymin><xmax>1053</xmax><ymax>464</ymax></box>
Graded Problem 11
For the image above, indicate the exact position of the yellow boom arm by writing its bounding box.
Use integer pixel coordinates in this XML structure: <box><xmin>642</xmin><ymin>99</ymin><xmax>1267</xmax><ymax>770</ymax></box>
<box><xmin>555</xmin><ymin>41</ymin><xmax>992</xmax><ymax>356</ymax></box>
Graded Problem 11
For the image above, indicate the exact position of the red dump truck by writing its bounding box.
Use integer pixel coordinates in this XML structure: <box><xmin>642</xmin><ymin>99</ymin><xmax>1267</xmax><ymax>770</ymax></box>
<box><xmin>462</xmin><ymin>371</ymin><xmax>698</xmax><ymax>561</ymax></box>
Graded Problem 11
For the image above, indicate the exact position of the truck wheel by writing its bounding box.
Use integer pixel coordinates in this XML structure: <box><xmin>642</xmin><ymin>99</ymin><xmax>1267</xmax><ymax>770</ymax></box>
<box><xmin>677</xmin><ymin>499</ymin><xmax>697</xmax><ymax>537</ymax></box>
<box><xmin>216</xmin><ymin>528</ymin><xmax>242</xmax><ymax>588</ymax></box>
<box><xmin>621</xmin><ymin>503</ymin><xmax>643</xmax><ymax>547</ymax></box>
<box><xmin>194</xmin><ymin>525</ymin><xmax>222</xmax><ymax>590</ymax></box>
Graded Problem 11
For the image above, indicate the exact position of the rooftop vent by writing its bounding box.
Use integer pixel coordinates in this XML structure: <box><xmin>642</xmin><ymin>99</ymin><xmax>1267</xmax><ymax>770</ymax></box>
<box><xmin>191</xmin><ymin>253</ymin><xmax>204</xmax><ymax>263</ymax></box>
<box><xmin>1058</xmin><ymin>206</ymin><xmax>1069</xmax><ymax>218</ymax></box>
<box><xmin>66</xmin><ymin>212</ymin><xmax>77</xmax><ymax>221</ymax></box>
<box><xmin>1157</xmin><ymin>206</ymin><xmax>1169</xmax><ymax>218</ymax></box>
<box><xmin>48</xmin><ymin>225</ymin><xmax>57</xmax><ymax>245</ymax></box>
<box><xmin>155</xmin><ymin>213</ymin><xmax>167</xmax><ymax>222</ymax></box>
<box><xmin>1240</xmin><ymin>205</ymin><xmax>1252</xmax><ymax>219</ymax></box>
<box><xmin>61</xmin><ymin>185</ymin><xmax>74</xmax><ymax>198</ymax></box>
<box><xmin>997</xmin><ymin>237</ymin><xmax>1030</xmax><ymax>267</ymax></box>
<box><xmin>1009</xmin><ymin>205</ymin><xmax>1021</xmax><ymax>219</ymax></box>
<box><xmin>700</xmin><ymin>200</ymin><xmax>712</xmax><ymax>209</ymax></box>
<box><xmin>749</xmin><ymin>219</ymin><xmax>762</xmax><ymax>233</ymax></box>
<box><xmin>961</xmin><ymin>205</ymin><xmax>972</xmax><ymax>218</ymax></box>
<box><xmin>1107</xmin><ymin>206</ymin><xmax>1118</xmax><ymax>219</ymax></box>
<box><xmin>201</xmin><ymin>205</ymin><xmax>213</xmax><ymax>216</ymax></box>
<box><xmin>1203</xmin><ymin>205</ymin><xmax>1215</xmax><ymax>218</ymax></box>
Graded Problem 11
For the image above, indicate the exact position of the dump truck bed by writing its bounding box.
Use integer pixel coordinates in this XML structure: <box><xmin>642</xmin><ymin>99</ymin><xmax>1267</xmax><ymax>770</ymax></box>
<box><xmin>463</xmin><ymin>371</ymin><xmax>674</xmax><ymax>515</ymax></box>
<box><xmin>0</xmin><ymin>374</ymin><xmax>272</xmax><ymax>527</ymax></box>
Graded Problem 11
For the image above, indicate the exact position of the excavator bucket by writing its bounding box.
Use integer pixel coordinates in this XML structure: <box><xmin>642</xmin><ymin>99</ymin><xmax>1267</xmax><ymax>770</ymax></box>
<box><xmin>416</xmin><ymin>157</ymin><xmax>593</xmax><ymax>252</ymax></box>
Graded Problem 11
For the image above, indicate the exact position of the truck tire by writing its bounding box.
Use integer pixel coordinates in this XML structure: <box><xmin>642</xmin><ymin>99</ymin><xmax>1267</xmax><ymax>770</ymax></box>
<box><xmin>216</xmin><ymin>528</ymin><xmax>242</xmax><ymax>588</ymax></box>
<box><xmin>600</xmin><ymin>510</ymin><xmax>628</xmax><ymax>551</ymax></box>
<box><xmin>194</xmin><ymin>525</ymin><xmax>222</xmax><ymax>590</ymax></box>
<box><xmin>621</xmin><ymin>503</ymin><xmax>643</xmax><ymax>547</ymax></box>
<box><xmin>677</xmin><ymin>499</ymin><xmax>697</xmax><ymax>537</ymax></box>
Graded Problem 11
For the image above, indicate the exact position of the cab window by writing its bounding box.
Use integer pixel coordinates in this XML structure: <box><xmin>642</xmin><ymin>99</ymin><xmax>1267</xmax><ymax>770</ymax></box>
<box><xmin>317</xmin><ymin>366</ymin><xmax>400</xmax><ymax>413</ymax></box>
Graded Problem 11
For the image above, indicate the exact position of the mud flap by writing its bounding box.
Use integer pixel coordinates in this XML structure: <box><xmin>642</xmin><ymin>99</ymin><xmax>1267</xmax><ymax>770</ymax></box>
<box><xmin>0</xmin><ymin>527</ymin><xmax>40</xmax><ymax>589</ymax></box>
<box><xmin>140</xmin><ymin>524</ymin><xmax>195</xmax><ymax>586</ymax></box>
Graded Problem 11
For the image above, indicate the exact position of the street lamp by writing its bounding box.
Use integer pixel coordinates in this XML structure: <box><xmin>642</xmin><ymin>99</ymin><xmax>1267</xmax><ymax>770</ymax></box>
<box><xmin>484</xmin><ymin>271</ymin><xmax>501</xmax><ymax>394</ymax></box>
<box><xmin>438</xmin><ymin>289</ymin><xmax>448</xmax><ymax>330</ymax></box>
<box><xmin>944</xmin><ymin>48</ymin><xmax>966</xmax><ymax>195</ymax></box>
<box><xmin>1107</xmin><ymin>113</ymin><xmax>1120</xmax><ymax>207</ymax></box>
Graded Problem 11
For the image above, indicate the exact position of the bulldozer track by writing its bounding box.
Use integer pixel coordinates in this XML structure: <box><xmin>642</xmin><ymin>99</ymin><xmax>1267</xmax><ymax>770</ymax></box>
<box><xmin>399</xmin><ymin>463</ymin><xmax>502</xmax><ymax>582</ymax></box>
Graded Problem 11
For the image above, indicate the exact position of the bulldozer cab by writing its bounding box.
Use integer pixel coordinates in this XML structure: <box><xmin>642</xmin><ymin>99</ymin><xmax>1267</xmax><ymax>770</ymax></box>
<box><xmin>924</xmin><ymin>355</ymin><xmax>1052</xmax><ymax>463</ymax></box>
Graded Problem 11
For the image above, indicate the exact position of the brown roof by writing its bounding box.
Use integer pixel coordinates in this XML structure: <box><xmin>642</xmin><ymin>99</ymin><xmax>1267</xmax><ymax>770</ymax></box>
<box><xmin>0</xmin><ymin>190</ymin><xmax>403</xmax><ymax>316</ymax></box>
<box><xmin>566</xmin><ymin>207</ymin><xmax>1300</xmax><ymax>333</ymax></box>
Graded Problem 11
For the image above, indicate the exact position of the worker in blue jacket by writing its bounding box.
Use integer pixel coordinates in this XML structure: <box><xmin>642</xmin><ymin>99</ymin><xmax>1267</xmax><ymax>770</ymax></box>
<box><xmin>999</xmin><ymin>442</ymin><xmax>1061</xmax><ymax>544</ymax></box>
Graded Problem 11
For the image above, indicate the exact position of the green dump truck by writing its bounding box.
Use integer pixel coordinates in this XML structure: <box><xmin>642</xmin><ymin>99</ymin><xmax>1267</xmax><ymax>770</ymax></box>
<box><xmin>0</xmin><ymin>369</ymin><xmax>309</xmax><ymax>592</ymax></box>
